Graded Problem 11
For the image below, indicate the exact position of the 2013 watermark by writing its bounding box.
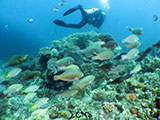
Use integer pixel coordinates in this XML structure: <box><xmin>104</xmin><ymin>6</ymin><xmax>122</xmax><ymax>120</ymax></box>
<box><xmin>69</xmin><ymin>110</ymin><xmax>92</xmax><ymax>119</ymax></box>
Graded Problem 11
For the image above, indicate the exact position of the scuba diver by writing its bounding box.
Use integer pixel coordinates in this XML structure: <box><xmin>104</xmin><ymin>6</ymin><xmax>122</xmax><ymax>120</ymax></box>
<box><xmin>53</xmin><ymin>5</ymin><xmax>106</xmax><ymax>29</ymax></box>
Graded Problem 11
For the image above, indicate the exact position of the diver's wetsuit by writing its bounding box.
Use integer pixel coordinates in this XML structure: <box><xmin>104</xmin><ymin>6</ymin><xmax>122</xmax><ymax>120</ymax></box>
<box><xmin>53</xmin><ymin>5</ymin><xmax>106</xmax><ymax>29</ymax></box>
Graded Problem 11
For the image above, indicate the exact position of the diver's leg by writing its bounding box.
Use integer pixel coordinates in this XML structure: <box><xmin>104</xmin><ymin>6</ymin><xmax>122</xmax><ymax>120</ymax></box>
<box><xmin>53</xmin><ymin>20</ymin><xmax>66</xmax><ymax>26</ymax></box>
<box><xmin>53</xmin><ymin>19</ymin><xmax>87</xmax><ymax>29</ymax></box>
<box><xmin>65</xmin><ymin>20</ymin><xmax>87</xmax><ymax>29</ymax></box>
<box><xmin>63</xmin><ymin>5</ymin><xmax>88</xmax><ymax>21</ymax></box>
<box><xmin>63</xmin><ymin>5</ymin><xmax>85</xmax><ymax>16</ymax></box>
<box><xmin>54</xmin><ymin>5</ymin><xmax>88</xmax><ymax>28</ymax></box>
<box><xmin>78</xmin><ymin>6</ymin><xmax>88</xmax><ymax>21</ymax></box>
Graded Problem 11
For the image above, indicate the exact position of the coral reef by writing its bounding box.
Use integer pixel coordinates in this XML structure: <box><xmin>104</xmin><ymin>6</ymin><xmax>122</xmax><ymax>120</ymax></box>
<box><xmin>28</xmin><ymin>109</ymin><xmax>50</xmax><ymax>120</ymax></box>
<box><xmin>1</xmin><ymin>31</ymin><xmax>160</xmax><ymax>120</ymax></box>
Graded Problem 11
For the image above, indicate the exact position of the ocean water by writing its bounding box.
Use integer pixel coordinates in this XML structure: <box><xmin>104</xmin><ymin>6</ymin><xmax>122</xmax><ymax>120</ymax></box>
<box><xmin>0</xmin><ymin>0</ymin><xmax>160</xmax><ymax>60</ymax></box>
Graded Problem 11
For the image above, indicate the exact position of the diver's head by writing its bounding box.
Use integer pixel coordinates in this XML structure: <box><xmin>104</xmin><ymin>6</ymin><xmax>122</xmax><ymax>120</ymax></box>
<box><xmin>85</xmin><ymin>8</ymin><xmax>99</xmax><ymax>14</ymax></box>
<box><xmin>92</xmin><ymin>8</ymin><xmax>99</xmax><ymax>12</ymax></box>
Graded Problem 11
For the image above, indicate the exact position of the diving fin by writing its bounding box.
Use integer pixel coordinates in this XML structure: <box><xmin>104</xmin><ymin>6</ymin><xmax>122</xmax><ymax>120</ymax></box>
<box><xmin>53</xmin><ymin>20</ymin><xmax>66</xmax><ymax>26</ymax></box>
<box><xmin>63</xmin><ymin>5</ymin><xmax>82</xmax><ymax>16</ymax></box>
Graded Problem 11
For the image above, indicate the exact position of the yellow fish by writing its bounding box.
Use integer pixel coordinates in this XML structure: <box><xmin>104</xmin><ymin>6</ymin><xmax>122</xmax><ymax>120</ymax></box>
<box><xmin>108</xmin><ymin>65</ymin><xmax>125</xmax><ymax>75</ymax></box>
<box><xmin>125</xmin><ymin>41</ymin><xmax>141</xmax><ymax>49</ymax></box>
<box><xmin>5</xmin><ymin>68</ymin><xmax>22</xmax><ymax>79</ymax></box>
<box><xmin>122</xmin><ymin>34</ymin><xmax>139</xmax><ymax>43</ymax></box>
<box><xmin>6</xmin><ymin>54</ymin><xmax>28</xmax><ymax>66</ymax></box>
<box><xmin>30</xmin><ymin>97</ymin><xmax>49</xmax><ymax>110</ymax></box>
<box><xmin>57</xmin><ymin>89</ymin><xmax>78</xmax><ymax>98</ymax></box>
<box><xmin>23</xmin><ymin>92</ymin><xmax>36</xmax><ymax>101</ymax></box>
<box><xmin>71</xmin><ymin>75</ymin><xmax>95</xmax><ymax>88</ymax></box>
<box><xmin>22</xmin><ymin>85</ymin><xmax>39</xmax><ymax>94</ymax></box>
<box><xmin>54</xmin><ymin>57</ymin><xmax>75</xmax><ymax>67</ymax></box>
<box><xmin>130</xmin><ymin>64</ymin><xmax>141</xmax><ymax>74</ymax></box>
<box><xmin>54</xmin><ymin>69</ymin><xmax>83</xmax><ymax>81</ymax></box>
<box><xmin>77</xmin><ymin>46</ymin><xmax>99</xmax><ymax>57</ymax></box>
<box><xmin>58</xmin><ymin>64</ymin><xmax>80</xmax><ymax>71</ymax></box>
<box><xmin>3</xmin><ymin>84</ymin><xmax>23</xmax><ymax>95</ymax></box>
<box><xmin>121</xmin><ymin>48</ymin><xmax>139</xmax><ymax>60</ymax></box>
<box><xmin>92</xmin><ymin>49</ymin><xmax>114</xmax><ymax>60</ymax></box>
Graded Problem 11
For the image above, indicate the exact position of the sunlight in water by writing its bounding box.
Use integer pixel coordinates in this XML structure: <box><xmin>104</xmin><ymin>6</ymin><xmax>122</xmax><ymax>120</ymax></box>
<box><xmin>99</xmin><ymin>0</ymin><xmax>110</xmax><ymax>9</ymax></box>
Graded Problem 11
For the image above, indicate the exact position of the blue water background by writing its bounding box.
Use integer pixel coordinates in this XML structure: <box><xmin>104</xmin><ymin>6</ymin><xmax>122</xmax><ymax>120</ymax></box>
<box><xmin>0</xmin><ymin>0</ymin><xmax>160</xmax><ymax>60</ymax></box>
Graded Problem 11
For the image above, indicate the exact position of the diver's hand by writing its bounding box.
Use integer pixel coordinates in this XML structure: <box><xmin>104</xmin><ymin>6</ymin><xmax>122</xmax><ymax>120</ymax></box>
<box><xmin>53</xmin><ymin>20</ymin><xmax>66</xmax><ymax>26</ymax></box>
